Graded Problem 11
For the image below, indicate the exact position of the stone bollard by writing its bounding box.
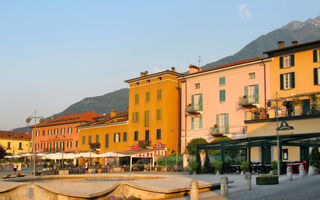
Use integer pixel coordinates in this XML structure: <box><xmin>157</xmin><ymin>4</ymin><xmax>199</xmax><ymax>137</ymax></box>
<box><xmin>308</xmin><ymin>166</ymin><xmax>315</xmax><ymax>176</ymax></box>
<box><xmin>245</xmin><ymin>172</ymin><xmax>251</xmax><ymax>191</ymax></box>
<box><xmin>299</xmin><ymin>164</ymin><xmax>306</xmax><ymax>178</ymax></box>
<box><xmin>220</xmin><ymin>176</ymin><xmax>228</xmax><ymax>197</ymax></box>
<box><xmin>190</xmin><ymin>180</ymin><xmax>199</xmax><ymax>200</ymax></box>
<box><xmin>287</xmin><ymin>166</ymin><xmax>292</xmax><ymax>181</ymax></box>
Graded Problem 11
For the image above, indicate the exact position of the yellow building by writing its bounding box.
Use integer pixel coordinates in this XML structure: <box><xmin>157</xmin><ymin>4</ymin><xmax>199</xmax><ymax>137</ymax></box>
<box><xmin>0</xmin><ymin>131</ymin><xmax>31</xmax><ymax>155</ymax></box>
<box><xmin>78</xmin><ymin>68</ymin><xmax>182</xmax><ymax>156</ymax></box>
<box><xmin>245</xmin><ymin>40</ymin><xmax>320</xmax><ymax>164</ymax></box>
<box><xmin>78</xmin><ymin>110</ymin><xmax>129</xmax><ymax>153</ymax></box>
<box><xmin>125</xmin><ymin>68</ymin><xmax>182</xmax><ymax>154</ymax></box>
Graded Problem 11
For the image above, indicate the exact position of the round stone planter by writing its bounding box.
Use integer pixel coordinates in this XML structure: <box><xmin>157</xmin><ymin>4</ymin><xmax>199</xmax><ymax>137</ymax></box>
<box><xmin>256</xmin><ymin>176</ymin><xmax>279</xmax><ymax>185</ymax></box>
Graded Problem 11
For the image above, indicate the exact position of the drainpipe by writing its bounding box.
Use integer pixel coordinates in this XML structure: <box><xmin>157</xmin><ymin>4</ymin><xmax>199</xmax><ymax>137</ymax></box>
<box><xmin>184</xmin><ymin>78</ymin><xmax>188</xmax><ymax>153</ymax></box>
<box><xmin>261</xmin><ymin>60</ymin><xmax>267</xmax><ymax>108</ymax></box>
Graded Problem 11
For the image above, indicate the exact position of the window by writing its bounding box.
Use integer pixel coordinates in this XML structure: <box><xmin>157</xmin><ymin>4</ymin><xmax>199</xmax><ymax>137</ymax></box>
<box><xmin>145</xmin><ymin>130</ymin><xmax>150</xmax><ymax>141</ymax></box>
<box><xmin>96</xmin><ymin>135</ymin><xmax>99</xmax><ymax>143</ymax></box>
<box><xmin>48</xmin><ymin>143</ymin><xmax>51</xmax><ymax>151</ymax></box>
<box><xmin>314</xmin><ymin>67</ymin><xmax>320</xmax><ymax>85</ymax></box>
<box><xmin>123</xmin><ymin>132</ymin><xmax>127</xmax><ymax>142</ymax></box>
<box><xmin>195</xmin><ymin>83</ymin><xmax>200</xmax><ymax>89</ymax></box>
<box><xmin>219</xmin><ymin>90</ymin><xmax>226</xmax><ymax>102</ymax></box>
<box><xmin>48</xmin><ymin>129</ymin><xmax>52</xmax><ymax>135</ymax></box>
<box><xmin>244</xmin><ymin>84</ymin><xmax>259</xmax><ymax>103</ymax></box>
<box><xmin>283</xmin><ymin>149</ymin><xmax>288</xmax><ymax>160</ymax></box>
<box><xmin>156</xmin><ymin>109</ymin><xmax>162</xmax><ymax>120</ymax></box>
<box><xmin>67</xmin><ymin>141</ymin><xmax>72</xmax><ymax>148</ymax></box>
<box><xmin>134</xmin><ymin>131</ymin><xmax>139</xmax><ymax>141</ymax></box>
<box><xmin>191</xmin><ymin>116</ymin><xmax>202</xmax><ymax>130</ymax></box>
<box><xmin>82</xmin><ymin>136</ymin><xmax>85</xmax><ymax>144</ymax></box>
<box><xmin>60</xmin><ymin>142</ymin><xmax>65</xmax><ymax>151</ymax></box>
<box><xmin>135</xmin><ymin>94</ymin><xmax>139</xmax><ymax>104</ymax></box>
<box><xmin>313</xmin><ymin>49</ymin><xmax>320</xmax><ymax>62</ymax></box>
<box><xmin>280</xmin><ymin>55</ymin><xmax>294</xmax><ymax>68</ymax></box>
<box><xmin>42</xmin><ymin>130</ymin><xmax>45</xmax><ymax>136</ymax></box>
<box><xmin>114</xmin><ymin>133</ymin><xmax>120</xmax><ymax>142</ymax></box>
<box><xmin>105</xmin><ymin>134</ymin><xmax>109</xmax><ymax>148</ymax></box>
<box><xmin>55</xmin><ymin>142</ymin><xmax>58</xmax><ymax>151</ymax></box>
<box><xmin>61</xmin><ymin>128</ymin><xmax>65</xmax><ymax>135</ymax></box>
<box><xmin>157</xmin><ymin>89</ymin><xmax>162</xmax><ymax>100</ymax></box>
<box><xmin>55</xmin><ymin>129</ymin><xmax>59</xmax><ymax>136</ymax></box>
<box><xmin>191</xmin><ymin>94</ymin><xmax>203</xmax><ymax>111</ymax></box>
<box><xmin>68</xmin><ymin>127</ymin><xmax>72</xmax><ymax>134</ymax></box>
<box><xmin>216</xmin><ymin>113</ymin><xmax>229</xmax><ymax>133</ymax></box>
<box><xmin>132</xmin><ymin>112</ymin><xmax>139</xmax><ymax>122</ymax></box>
<box><xmin>88</xmin><ymin>136</ymin><xmax>92</xmax><ymax>144</ymax></box>
<box><xmin>19</xmin><ymin>142</ymin><xmax>22</xmax><ymax>149</ymax></box>
<box><xmin>219</xmin><ymin>77</ymin><xmax>225</xmax><ymax>86</ymax></box>
<box><xmin>249</xmin><ymin>72</ymin><xmax>255</xmax><ymax>79</ymax></box>
<box><xmin>36</xmin><ymin>143</ymin><xmax>39</xmax><ymax>150</ymax></box>
<box><xmin>280</xmin><ymin>72</ymin><xmax>295</xmax><ymax>90</ymax></box>
<box><xmin>156</xmin><ymin>129</ymin><xmax>161</xmax><ymax>140</ymax></box>
<box><xmin>7</xmin><ymin>142</ymin><xmax>10</xmax><ymax>149</ymax></box>
<box><xmin>146</xmin><ymin>91</ymin><xmax>150</xmax><ymax>102</ymax></box>
<box><xmin>76</xmin><ymin>141</ymin><xmax>79</xmax><ymax>148</ymax></box>
<box><xmin>145</xmin><ymin>110</ymin><xmax>150</xmax><ymax>127</ymax></box>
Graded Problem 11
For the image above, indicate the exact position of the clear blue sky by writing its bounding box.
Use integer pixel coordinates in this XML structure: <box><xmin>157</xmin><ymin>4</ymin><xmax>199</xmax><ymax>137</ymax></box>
<box><xmin>0</xmin><ymin>0</ymin><xmax>319</xmax><ymax>130</ymax></box>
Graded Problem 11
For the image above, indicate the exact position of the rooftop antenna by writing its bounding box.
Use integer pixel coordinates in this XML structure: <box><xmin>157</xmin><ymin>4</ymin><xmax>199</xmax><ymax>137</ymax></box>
<box><xmin>198</xmin><ymin>56</ymin><xmax>201</xmax><ymax>67</ymax></box>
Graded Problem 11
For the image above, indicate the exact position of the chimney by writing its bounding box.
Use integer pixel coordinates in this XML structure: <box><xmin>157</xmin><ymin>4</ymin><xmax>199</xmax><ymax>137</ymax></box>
<box><xmin>291</xmin><ymin>40</ymin><xmax>298</xmax><ymax>46</ymax></box>
<box><xmin>140</xmin><ymin>72</ymin><xmax>145</xmax><ymax>77</ymax></box>
<box><xmin>277</xmin><ymin>41</ymin><xmax>285</xmax><ymax>48</ymax></box>
<box><xmin>188</xmin><ymin>64</ymin><xmax>200</xmax><ymax>74</ymax></box>
<box><xmin>110</xmin><ymin>109</ymin><xmax>117</xmax><ymax>118</ymax></box>
<box><xmin>145</xmin><ymin>71</ymin><xmax>148</xmax><ymax>76</ymax></box>
<box><xmin>171</xmin><ymin>67</ymin><xmax>176</xmax><ymax>72</ymax></box>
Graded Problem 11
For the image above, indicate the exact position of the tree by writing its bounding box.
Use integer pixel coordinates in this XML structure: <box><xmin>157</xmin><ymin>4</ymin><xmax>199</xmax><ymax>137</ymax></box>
<box><xmin>0</xmin><ymin>145</ymin><xmax>6</xmax><ymax>159</ymax></box>
<box><xmin>310</xmin><ymin>147</ymin><xmax>320</xmax><ymax>168</ymax></box>
<box><xmin>202</xmin><ymin>151</ymin><xmax>214</xmax><ymax>173</ymax></box>
<box><xmin>186</xmin><ymin>138</ymin><xmax>207</xmax><ymax>155</ymax></box>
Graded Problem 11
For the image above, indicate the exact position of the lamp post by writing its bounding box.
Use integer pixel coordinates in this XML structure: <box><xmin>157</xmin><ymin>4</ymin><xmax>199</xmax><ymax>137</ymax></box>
<box><xmin>26</xmin><ymin>110</ymin><xmax>44</xmax><ymax>176</ymax></box>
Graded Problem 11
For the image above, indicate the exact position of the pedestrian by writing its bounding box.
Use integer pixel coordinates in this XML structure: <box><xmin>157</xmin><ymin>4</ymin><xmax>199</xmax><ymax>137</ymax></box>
<box><xmin>84</xmin><ymin>160</ymin><xmax>89</xmax><ymax>173</ymax></box>
<box><xmin>17</xmin><ymin>162</ymin><xmax>22</xmax><ymax>175</ymax></box>
<box><xmin>13</xmin><ymin>162</ymin><xmax>17</xmax><ymax>175</ymax></box>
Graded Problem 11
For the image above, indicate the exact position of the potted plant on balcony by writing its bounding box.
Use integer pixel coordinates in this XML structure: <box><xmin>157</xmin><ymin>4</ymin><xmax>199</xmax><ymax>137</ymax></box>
<box><xmin>291</xmin><ymin>97</ymin><xmax>303</xmax><ymax>116</ymax></box>
<box><xmin>259</xmin><ymin>107</ymin><xmax>268</xmax><ymax>119</ymax></box>
<box><xmin>253</xmin><ymin>109</ymin><xmax>260</xmax><ymax>120</ymax></box>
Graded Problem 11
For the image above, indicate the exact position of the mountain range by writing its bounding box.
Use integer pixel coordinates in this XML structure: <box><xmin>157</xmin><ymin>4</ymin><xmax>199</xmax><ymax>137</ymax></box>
<box><xmin>13</xmin><ymin>16</ymin><xmax>320</xmax><ymax>133</ymax></box>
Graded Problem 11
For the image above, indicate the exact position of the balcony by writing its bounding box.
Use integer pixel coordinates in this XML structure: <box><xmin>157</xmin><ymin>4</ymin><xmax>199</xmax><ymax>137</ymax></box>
<box><xmin>89</xmin><ymin>143</ymin><xmax>101</xmax><ymax>150</ymax></box>
<box><xmin>239</xmin><ymin>95</ymin><xmax>259</xmax><ymax>108</ymax></box>
<box><xmin>209</xmin><ymin>127</ymin><xmax>224</xmax><ymax>137</ymax></box>
<box><xmin>186</xmin><ymin>104</ymin><xmax>203</xmax><ymax>115</ymax></box>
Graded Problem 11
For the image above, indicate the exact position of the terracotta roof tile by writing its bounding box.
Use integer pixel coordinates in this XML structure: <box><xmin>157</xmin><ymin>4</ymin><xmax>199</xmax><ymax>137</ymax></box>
<box><xmin>184</xmin><ymin>57</ymin><xmax>266</xmax><ymax>77</ymax></box>
<box><xmin>0</xmin><ymin>131</ymin><xmax>31</xmax><ymax>140</ymax></box>
<box><xmin>79</xmin><ymin>111</ymin><xmax>128</xmax><ymax>127</ymax></box>
<box><xmin>33</xmin><ymin>112</ymin><xmax>102</xmax><ymax>128</ymax></box>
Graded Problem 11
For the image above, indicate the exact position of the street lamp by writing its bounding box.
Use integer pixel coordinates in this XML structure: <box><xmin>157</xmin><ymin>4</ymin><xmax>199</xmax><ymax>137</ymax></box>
<box><xmin>26</xmin><ymin>111</ymin><xmax>44</xmax><ymax>175</ymax></box>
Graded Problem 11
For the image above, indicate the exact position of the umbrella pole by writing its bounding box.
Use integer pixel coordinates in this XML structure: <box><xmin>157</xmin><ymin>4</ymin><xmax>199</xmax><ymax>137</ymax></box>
<box><xmin>130</xmin><ymin>156</ymin><xmax>132</xmax><ymax>172</ymax></box>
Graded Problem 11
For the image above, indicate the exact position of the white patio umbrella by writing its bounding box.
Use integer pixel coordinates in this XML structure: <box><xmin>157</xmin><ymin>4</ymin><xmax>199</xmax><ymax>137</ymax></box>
<box><xmin>75</xmin><ymin>152</ymin><xmax>99</xmax><ymax>158</ymax></box>
<box><xmin>98</xmin><ymin>152</ymin><xmax>126</xmax><ymax>158</ymax></box>
<box><xmin>20</xmin><ymin>153</ymin><xmax>33</xmax><ymax>157</ymax></box>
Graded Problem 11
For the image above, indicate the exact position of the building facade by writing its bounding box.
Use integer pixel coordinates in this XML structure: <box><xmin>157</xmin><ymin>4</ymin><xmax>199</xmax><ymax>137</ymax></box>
<box><xmin>32</xmin><ymin>112</ymin><xmax>101</xmax><ymax>153</ymax></box>
<box><xmin>78</xmin><ymin>110</ymin><xmax>129</xmax><ymax>153</ymax></box>
<box><xmin>0</xmin><ymin>131</ymin><xmax>31</xmax><ymax>155</ymax></box>
<box><xmin>180</xmin><ymin>58</ymin><xmax>271</xmax><ymax>153</ymax></box>
<box><xmin>125</xmin><ymin>68</ymin><xmax>182</xmax><ymax>154</ymax></box>
<box><xmin>246</xmin><ymin>40</ymin><xmax>320</xmax><ymax>163</ymax></box>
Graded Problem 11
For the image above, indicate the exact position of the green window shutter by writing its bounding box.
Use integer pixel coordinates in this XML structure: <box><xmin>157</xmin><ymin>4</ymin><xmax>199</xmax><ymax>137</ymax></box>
<box><xmin>216</xmin><ymin>114</ymin><xmax>220</xmax><ymax>133</ymax></box>
<box><xmin>244</xmin><ymin>86</ymin><xmax>248</xmax><ymax>103</ymax></box>
<box><xmin>314</xmin><ymin>68</ymin><xmax>319</xmax><ymax>85</ymax></box>
<box><xmin>291</xmin><ymin>72</ymin><xmax>295</xmax><ymax>88</ymax></box>
<box><xmin>191</xmin><ymin>117</ymin><xmax>194</xmax><ymax>129</ymax></box>
<box><xmin>313</xmin><ymin>50</ymin><xmax>318</xmax><ymax>63</ymax></box>
<box><xmin>199</xmin><ymin>116</ymin><xmax>202</xmax><ymax>129</ymax></box>
<box><xmin>244</xmin><ymin>112</ymin><xmax>248</xmax><ymax>120</ymax></box>
<box><xmin>280</xmin><ymin>74</ymin><xmax>284</xmax><ymax>90</ymax></box>
<box><xmin>199</xmin><ymin>93</ymin><xmax>203</xmax><ymax>110</ymax></box>
<box><xmin>220</xmin><ymin>90</ymin><xmax>225</xmax><ymax>102</ymax></box>
<box><xmin>191</xmin><ymin>95</ymin><xmax>194</xmax><ymax>110</ymax></box>
<box><xmin>290</xmin><ymin>54</ymin><xmax>295</xmax><ymax>66</ymax></box>
<box><xmin>280</xmin><ymin>57</ymin><xmax>284</xmax><ymax>68</ymax></box>
<box><xmin>225</xmin><ymin>114</ymin><xmax>229</xmax><ymax>133</ymax></box>
<box><xmin>254</xmin><ymin>84</ymin><xmax>259</xmax><ymax>103</ymax></box>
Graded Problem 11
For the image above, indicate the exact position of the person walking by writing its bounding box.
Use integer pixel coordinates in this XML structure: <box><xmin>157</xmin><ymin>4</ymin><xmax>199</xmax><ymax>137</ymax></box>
<box><xmin>17</xmin><ymin>162</ymin><xmax>22</xmax><ymax>175</ymax></box>
<box><xmin>13</xmin><ymin>162</ymin><xmax>17</xmax><ymax>175</ymax></box>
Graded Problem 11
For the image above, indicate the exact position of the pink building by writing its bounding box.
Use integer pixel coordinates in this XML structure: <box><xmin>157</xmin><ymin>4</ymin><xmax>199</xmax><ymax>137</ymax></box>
<box><xmin>180</xmin><ymin>58</ymin><xmax>271</xmax><ymax>153</ymax></box>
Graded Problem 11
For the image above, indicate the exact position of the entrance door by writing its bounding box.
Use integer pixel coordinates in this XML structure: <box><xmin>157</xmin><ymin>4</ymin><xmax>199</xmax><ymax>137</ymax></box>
<box><xmin>261</xmin><ymin>146</ymin><xmax>271</xmax><ymax>164</ymax></box>
<box><xmin>300</xmin><ymin>146</ymin><xmax>310</xmax><ymax>162</ymax></box>
<box><xmin>303</xmin><ymin>99</ymin><xmax>310</xmax><ymax>115</ymax></box>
